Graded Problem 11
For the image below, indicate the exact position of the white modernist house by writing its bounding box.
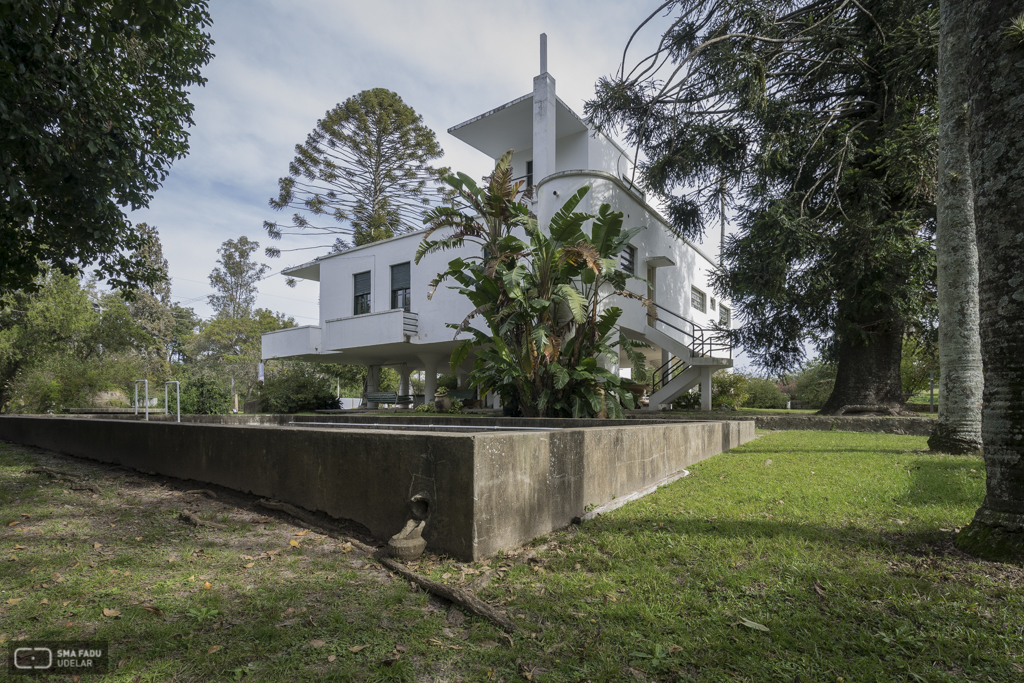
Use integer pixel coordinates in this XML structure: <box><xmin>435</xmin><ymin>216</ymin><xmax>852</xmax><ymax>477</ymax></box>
<box><xmin>262</xmin><ymin>39</ymin><xmax>733</xmax><ymax>410</ymax></box>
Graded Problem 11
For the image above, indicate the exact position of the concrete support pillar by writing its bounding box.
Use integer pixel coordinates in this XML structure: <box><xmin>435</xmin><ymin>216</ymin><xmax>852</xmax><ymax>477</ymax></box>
<box><xmin>399</xmin><ymin>366</ymin><xmax>411</xmax><ymax>404</ymax></box>
<box><xmin>533</xmin><ymin>65</ymin><xmax>556</xmax><ymax>182</ymax></box>
<box><xmin>366</xmin><ymin>365</ymin><xmax>381</xmax><ymax>409</ymax></box>
<box><xmin>660</xmin><ymin>347</ymin><xmax>671</xmax><ymax>389</ymax></box>
<box><xmin>417</xmin><ymin>354</ymin><xmax>442</xmax><ymax>402</ymax></box>
<box><xmin>700</xmin><ymin>366</ymin><xmax>713</xmax><ymax>412</ymax></box>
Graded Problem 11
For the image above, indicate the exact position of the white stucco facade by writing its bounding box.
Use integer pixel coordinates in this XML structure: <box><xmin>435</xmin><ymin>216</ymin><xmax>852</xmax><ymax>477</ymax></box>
<box><xmin>262</xmin><ymin>44</ymin><xmax>733</xmax><ymax>409</ymax></box>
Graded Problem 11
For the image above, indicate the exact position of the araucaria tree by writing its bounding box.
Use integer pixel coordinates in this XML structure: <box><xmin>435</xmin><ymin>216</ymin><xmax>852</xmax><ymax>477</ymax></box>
<box><xmin>417</xmin><ymin>153</ymin><xmax>646</xmax><ymax>418</ymax></box>
<box><xmin>265</xmin><ymin>89</ymin><xmax>447</xmax><ymax>256</ymax></box>
<box><xmin>586</xmin><ymin>0</ymin><xmax>938</xmax><ymax>414</ymax></box>
<box><xmin>954</xmin><ymin>0</ymin><xmax>1024</xmax><ymax>561</ymax></box>
<box><xmin>0</xmin><ymin>1</ymin><xmax>214</xmax><ymax>293</ymax></box>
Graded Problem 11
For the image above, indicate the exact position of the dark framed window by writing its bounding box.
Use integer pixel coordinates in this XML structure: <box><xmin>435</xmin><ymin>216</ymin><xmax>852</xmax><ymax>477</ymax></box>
<box><xmin>391</xmin><ymin>262</ymin><xmax>411</xmax><ymax>311</ymax></box>
<box><xmin>691</xmin><ymin>286</ymin><xmax>707</xmax><ymax>313</ymax></box>
<box><xmin>353</xmin><ymin>271</ymin><xmax>371</xmax><ymax>315</ymax></box>
<box><xmin>620</xmin><ymin>245</ymin><xmax>636</xmax><ymax>275</ymax></box>
<box><xmin>720</xmin><ymin>305</ymin><xmax>731</xmax><ymax>328</ymax></box>
<box><xmin>526</xmin><ymin>160</ymin><xmax>533</xmax><ymax>188</ymax></box>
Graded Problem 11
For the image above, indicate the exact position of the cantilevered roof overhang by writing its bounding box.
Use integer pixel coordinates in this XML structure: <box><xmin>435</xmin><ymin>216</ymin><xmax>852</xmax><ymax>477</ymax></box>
<box><xmin>448</xmin><ymin>93</ymin><xmax>589</xmax><ymax>159</ymax></box>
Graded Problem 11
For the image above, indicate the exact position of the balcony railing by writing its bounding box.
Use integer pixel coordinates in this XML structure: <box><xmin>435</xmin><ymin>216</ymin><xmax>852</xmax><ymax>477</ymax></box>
<box><xmin>646</xmin><ymin>302</ymin><xmax>732</xmax><ymax>359</ymax></box>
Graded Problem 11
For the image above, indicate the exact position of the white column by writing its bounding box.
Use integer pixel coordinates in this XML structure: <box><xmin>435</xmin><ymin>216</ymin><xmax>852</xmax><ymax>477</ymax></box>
<box><xmin>366</xmin><ymin>365</ymin><xmax>381</xmax><ymax>409</ymax></box>
<box><xmin>700</xmin><ymin>366</ymin><xmax>713</xmax><ymax>412</ymax></box>
<box><xmin>532</xmin><ymin>36</ymin><xmax>556</xmax><ymax>182</ymax></box>
<box><xmin>399</xmin><ymin>366</ymin><xmax>411</xmax><ymax>397</ymax></box>
<box><xmin>417</xmin><ymin>354</ymin><xmax>442</xmax><ymax>403</ymax></box>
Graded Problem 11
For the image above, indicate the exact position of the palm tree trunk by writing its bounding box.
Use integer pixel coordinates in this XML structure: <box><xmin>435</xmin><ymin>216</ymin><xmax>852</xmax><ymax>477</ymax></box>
<box><xmin>928</xmin><ymin>0</ymin><xmax>984</xmax><ymax>454</ymax></box>
<box><xmin>954</xmin><ymin>0</ymin><xmax>1024</xmax><ymax>561</ymax></box>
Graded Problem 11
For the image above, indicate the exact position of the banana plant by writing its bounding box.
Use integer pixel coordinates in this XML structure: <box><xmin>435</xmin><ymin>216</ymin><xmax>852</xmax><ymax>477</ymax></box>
<box><xmin>418</xmin><ymin>153</ymin><xmax>649</xmax><ymax>417</ymax></box>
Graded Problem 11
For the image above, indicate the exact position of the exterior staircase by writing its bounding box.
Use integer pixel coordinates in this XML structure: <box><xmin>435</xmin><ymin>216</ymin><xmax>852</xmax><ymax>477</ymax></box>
<box><xmin>642</xmin><ymin>303</ymin><xmax>733</xmax><ymax>410</ymax></box>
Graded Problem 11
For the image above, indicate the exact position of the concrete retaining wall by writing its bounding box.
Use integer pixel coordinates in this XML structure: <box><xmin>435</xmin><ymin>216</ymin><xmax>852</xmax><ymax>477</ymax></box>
<box><xmin>0</xmin><ymin>415</ymin><xmax>755</xmax><ymax>560</ymax></box>
<box><xmin>654</xmin><ymin>414</ymin><xmax>934</xmax><ymax>437</ymax></box>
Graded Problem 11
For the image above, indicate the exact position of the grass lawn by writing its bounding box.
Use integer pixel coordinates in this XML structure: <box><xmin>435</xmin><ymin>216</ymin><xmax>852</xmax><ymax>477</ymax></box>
<box><xmin>1</xmin><ymin>431</ymin><xmax>1021</xmax><ymax>682</ymax></box>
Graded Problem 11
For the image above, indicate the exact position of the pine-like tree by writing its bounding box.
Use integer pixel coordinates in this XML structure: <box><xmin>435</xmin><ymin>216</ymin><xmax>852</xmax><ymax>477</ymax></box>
<box><xmin>586</xmin><ymin>0</ymin><xmax>938</xmax><ymax>414</ymax></box>
<box><xmin>264</xmin><ymin>89</ymin><xmax>446</xmax><ymax>255</ymax></box>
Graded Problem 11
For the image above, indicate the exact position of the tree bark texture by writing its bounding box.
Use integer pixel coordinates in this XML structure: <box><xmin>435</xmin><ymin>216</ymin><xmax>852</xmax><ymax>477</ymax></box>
<box><xmin>928</xmin><ymin>0</ymin><xmax>985</xmax><ymax>454</ymax></box>
<box><xmin>819</xmin><ymin>319</ymin><xmax>905</xmax><ymax>415</ymax></box>
<box><xmin>955</xmin><ymin>0</ymin><xmax>1024</xmax><ymax>562</ymax></box>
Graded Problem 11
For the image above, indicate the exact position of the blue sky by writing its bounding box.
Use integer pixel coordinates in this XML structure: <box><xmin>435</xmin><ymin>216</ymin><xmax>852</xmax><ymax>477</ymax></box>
<box><xmin>129</xmin><ymin>1</ymin><xmax>734</xmax><ymax>336</ymax></box>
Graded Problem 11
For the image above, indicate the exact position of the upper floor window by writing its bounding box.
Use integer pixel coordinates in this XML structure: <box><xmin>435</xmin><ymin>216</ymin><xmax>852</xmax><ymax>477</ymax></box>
<box><xmin>353</xmin><ymin>271</ymin><xmax>371</xmax><ymax>315</ymax></box>
<box><xmin>391</xmin><ymin>262</ymin><xmax>411</xmax><ymax>311</ymax></box>
<box><xmin>720</xmin><ymin>305</ymin><xmax>731</xmax><ymax>328</ymax></box>
<box><xmin>620</xmin><ymin>245</ymin><xmax>636</xmax><ymax>275</ymax></box>
<box><xmin>691</xmin><ymin>286</ymin><xmax>707</xmax><ymax>313</ymax></box>
<box><xmin>526</xmin><ymin>160</ymin><xmax>533</xmax><ymax>189</ymax></box>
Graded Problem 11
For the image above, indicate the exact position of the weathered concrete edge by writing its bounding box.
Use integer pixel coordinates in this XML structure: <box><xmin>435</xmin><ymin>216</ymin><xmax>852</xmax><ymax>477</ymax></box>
<box><xmin>657</xmin><ymin>414</ymin><xmax>934</xmax><ymax>437</ymax></box>
<box><xmin>580</xmin><ymin>468</ymin><xmax>691</xmax><ymax>521</ymax></box>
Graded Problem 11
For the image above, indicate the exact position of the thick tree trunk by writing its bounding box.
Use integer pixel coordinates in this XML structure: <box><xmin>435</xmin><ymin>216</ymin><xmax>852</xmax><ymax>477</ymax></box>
<box><xmin>928</xmin><ymin>0</ymin><xmax>984</xmax><ymax>454</ymax></box>
<box><xmin>818</xmin><ymin>319</ymin><xmax>905</xmax><ymax>415</ymax></box>
<box><xmin>955</xmin><ymin>0</ymin><xmax>1024</xmax><ymax>562</ymax></box>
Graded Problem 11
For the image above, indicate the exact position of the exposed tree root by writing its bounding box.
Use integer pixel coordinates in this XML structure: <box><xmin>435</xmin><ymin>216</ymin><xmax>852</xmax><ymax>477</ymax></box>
<box><xmin>185</xmin><ymin>489</ymin><xmax>218</xmax><ymax>498</ymax></box>
<box><xmin>25</xmin><ymin>466</ymin><xmax>79</xmax><ymax>479</ymax></box>
<box><xmin>178</xmin><ymin>511</ymin><xmax>226</xmax><ymax>529</ymax></box>
<box><xmin>254</xmin><ymin>498</ymin><xmax>516</xmax><ymax>633</ymax></box>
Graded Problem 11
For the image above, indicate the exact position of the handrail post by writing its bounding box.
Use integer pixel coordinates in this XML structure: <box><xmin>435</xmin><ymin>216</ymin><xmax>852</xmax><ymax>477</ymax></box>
<box><xmin>134</xmin><ymin>380</ymin><xmax>149</xmax><ymax>420</ymax></box>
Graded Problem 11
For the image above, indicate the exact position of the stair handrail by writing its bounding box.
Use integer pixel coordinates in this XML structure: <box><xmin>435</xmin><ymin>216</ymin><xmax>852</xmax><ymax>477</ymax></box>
<box><xmin>650</xmin><ymin>356</ymin><xmax>690</xmax><ymax>392</ymax></box>
<box><xmin>646</xmin><ymin>302</ymin><xmax>732</xmax><ymax>359</ymax></box>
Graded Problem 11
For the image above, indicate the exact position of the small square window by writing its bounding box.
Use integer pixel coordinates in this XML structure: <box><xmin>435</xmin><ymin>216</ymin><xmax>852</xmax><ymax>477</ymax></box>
<box><xmin>620</xmin><ymin>245</ymin><xmax>636</xmax><ymax>275</ymax></box>
<box><xmin>720</xmin><ymin>305</ymin><xmax>731</xmax><ymax>328</ymax></box>
<box><xmin>691</xmin><ymin>286</ymin><xmax>707</xmax><ymax>313</ymax></box>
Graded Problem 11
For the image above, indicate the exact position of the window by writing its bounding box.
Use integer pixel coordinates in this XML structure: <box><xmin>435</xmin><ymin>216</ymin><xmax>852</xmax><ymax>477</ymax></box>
<box><xmin>353</xmin><ymin>271</ymin><xmax>371</xmax><ymax>315</ymax></box>
<box><xmin>526</xmin><ymin>160</ymin><xmax>533</xmax><ymax>188</ymax></box>
<box><xmin>691</xmin><ymin>286</ymin><xmax>707</xmax><ymax>313</ymax></box>
<box><xmin>720</xmin><ymin>305</ymin><xmax>731</xmax><ymax>328</ymax></box>
<box><xmin>620</xmin><ymin>245</ymin><xmax>636</xmax><ymax>275</ymax></box>
<box><xmin>391</xmin><ymin>262</ymin><xmax>411</xmax><ymax>311</ymax></box>
<box><xmin>710</xmin><ymin>297</ymin><xmax>717</xmax><ymax>311</ymax></box>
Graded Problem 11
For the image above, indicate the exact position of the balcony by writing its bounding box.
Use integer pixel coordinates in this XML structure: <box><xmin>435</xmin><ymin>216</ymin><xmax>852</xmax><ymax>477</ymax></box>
<box><xmin>324</xmin><ymin>310</ymin><xmax>418</xmax><ymax>351</ymax></box>
<box><xmin>262</xmin><ymin>325</ymin><xmax>322</xmax><ymax>360</ymax></box>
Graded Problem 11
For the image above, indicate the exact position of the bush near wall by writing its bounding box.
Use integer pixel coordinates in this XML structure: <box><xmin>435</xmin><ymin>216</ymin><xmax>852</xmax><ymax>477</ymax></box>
<box><xmin>259</xmin><ymin>366</ymin><xmax>339</xmax><ymax>414</ymax></box>
<box><xmin>745</xmin><ymin>376</ymin><xmax>789</xmax><ymax>409</ymax></box>
<box><xmin>179</xmin><ymin>375</ymin><xmax>231</xmax><ymax>415</ymax></box>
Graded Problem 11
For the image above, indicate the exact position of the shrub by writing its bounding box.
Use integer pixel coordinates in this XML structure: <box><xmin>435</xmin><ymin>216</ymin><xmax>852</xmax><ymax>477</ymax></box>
<box><xmin>669</xmin><ymin>370</ymin><xmax>748</xmax><ymax>410</ymax></box>
<box><xmin>745</xmin><ymin>376</ymin><xmax>789</xmax><ymax>409</ymax></box>
<box><xmin>180</xmin><ymin>375</ymin><xmax>231</xmax><ymax>415</ymax></box>
<box><xmin>259</xmin><ymin>365</ymin><xmax>339</xmax><ymax>414</ymax></box>
<box><xmin>792</xmin><ymin>358</ymin><xmax>837</xmax><ymax>409</ymax></box>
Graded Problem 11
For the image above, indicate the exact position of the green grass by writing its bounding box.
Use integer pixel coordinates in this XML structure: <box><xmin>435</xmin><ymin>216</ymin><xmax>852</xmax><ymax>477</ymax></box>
<box><xmin>1</xmin><ymin>432</ymin><xmax>1021</xmax><ymax>681</ymax></box>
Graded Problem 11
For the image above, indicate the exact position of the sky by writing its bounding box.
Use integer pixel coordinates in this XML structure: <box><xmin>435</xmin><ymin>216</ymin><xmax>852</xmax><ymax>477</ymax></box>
<box><xmin>128</xmin><ymin>1</ymin><xmax>745</xmax><ymax>362</ymax></box>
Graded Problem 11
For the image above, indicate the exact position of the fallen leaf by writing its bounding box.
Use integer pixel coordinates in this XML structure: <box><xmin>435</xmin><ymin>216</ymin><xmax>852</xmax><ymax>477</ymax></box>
<box><xmin>340</xmin><ymin>542</ymin><xmax>353</xmax><ymax>553</ymax></box>
<box><xmin>203</xmin><ymin>582</ymin><xmax>212</xmax><ymax>590</ymax></box>
<box><xmin>395</xmin><ymin>644</ymin><xmax>407</xmax><ymax>653</ymax></box>
<box><xmin>142</xmin><ymin>605</ymin><xmax>164</xmax><ymax>616</ymax></box>
<box><xmin>282</xmin><ymin>608</ymin><xmax>295</xmax><ymax>616</ymax></box>
<box><xmin>167</xmin><ymin>557</ymin><xmax>176</xmax><ymax>564</ymax></box>
<box><xmin>310</xmin><ymin>639</ymin><xmax>326</xmax><ymax>648</ymax></box>
<box><xmin>93</xmin><ymin>542</ymin><xmax>101</xmax><ymax>549</ymax></box>
<box><xmin>135</xmin><ymin>537</ymin><xmax>143</xmax><ymax>542</ymax></box>
<box><xmin>20</xmin><ymin>514</ymin><xmax>30</xmax><ymax>519</ymax></box>
<box><xmin>348</xmin><ymin>645</ymin><xmax>370</xmax><ymax>653</ymax></box>
<box><xmin>244</xmin><ymin>563</ymin><xmax>254</xmax><ymax>569</ymax></box>
<box><xmin>40</xmin><ymin>599</ymin><xmax>49</xmax><ymax>605</ymax></box>
<box><xmin>738</xmin><ymin>617</ymin><xmax>769</xmax><ymax>632</ymax></box>
<box><xmin>7</xmin><ymin>521</ymin><xmax>19</xmax><ymax>527</ymax></box>
<box><xmin>256</xmin><ymin>517</ymin><xmax>270</xmax><ymax>523</ymax></box>
<box><xmin>6</xmin><ymin>598</ymin><xmax>23</xmax><ymax>605</ymax></box>
<box><xmin>289</xmin><ymin>540</ymin><xmax>300</xmax><ymax>547</ymax></box>
<box><xmin>295</xmin><ymin>530</ymin><xmax>309</xmax><ymax>536</ymax></box>
<box><xmin>207</xmin><ymin>645</ymin><xmax>221</xmax><ymax>654</ymax></box>
<box><xmin>813</xmin><ymin>581</ymin><xmax>827</xmax><ymax>597</ymax></box>
<box><xmin>442</xmin><ymin>573</ymin><xmax>452</xmax><ymax>580</ymax></box>
<box><xmin>13</xmin><ymin>545</ymin><xmax>26</xmax><ymax>550</ymax></box>
<box><xmin>328</xmin><ymin>655</ymin><xmax>337</xmax><ymax>662</ymax></box>
<box><xmin>102</xmin><ymin>608</ymin><xmax>121</xmax><ymax>618</ymax></box>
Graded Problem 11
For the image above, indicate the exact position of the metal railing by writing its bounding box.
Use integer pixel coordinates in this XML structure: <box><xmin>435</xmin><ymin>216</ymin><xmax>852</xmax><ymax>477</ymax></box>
<box><xmin>645</xmin><ymin>302</ymin><xmax>733</xmax><ymax>359</ymax></box>
<box><xmin>650</xmin><ymin>356</ymin><xmax>690</xmax><ymax>393</ymax></box>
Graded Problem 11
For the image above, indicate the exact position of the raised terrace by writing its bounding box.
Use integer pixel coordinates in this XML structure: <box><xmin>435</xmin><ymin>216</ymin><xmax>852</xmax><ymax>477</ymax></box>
<box><xmin>0</xmin><ymin>414</ymin><xmax>755</xmax><ymax>560</ymax></box>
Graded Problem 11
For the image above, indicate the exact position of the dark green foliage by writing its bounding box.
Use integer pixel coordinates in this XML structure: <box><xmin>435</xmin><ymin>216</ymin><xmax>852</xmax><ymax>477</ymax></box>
<box><xmin>0</xmin><ymin>1</ymin><xmax>214</xmax><ymax>293</ymax></box>
<box><xmin>745</xmin><ymin>376</ymin><xmax>789</xmax><ymax>409</ymax></box>
<box><xmin>266</xmin><ymin>89</ymin><xmax>447</xmax><ymax>255</ymax></box>
<box><xmin>792</xmin><ymin>359</ymin><xmax>838</xmax><ymax>409</ymax></box>
<box><xmin>179</xmin><ymin>374</ymin><xmax>230</xmax><ymax>415</ymax></box>
<box><xmin>259</xmin><ymin>365</ymin><xmax>339</xmax><ymax>414</ymax></box>
<box><xmin>587</xmin><ymin>1</ymin><xmax>938</xmax><ymax>402</ymax></box>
